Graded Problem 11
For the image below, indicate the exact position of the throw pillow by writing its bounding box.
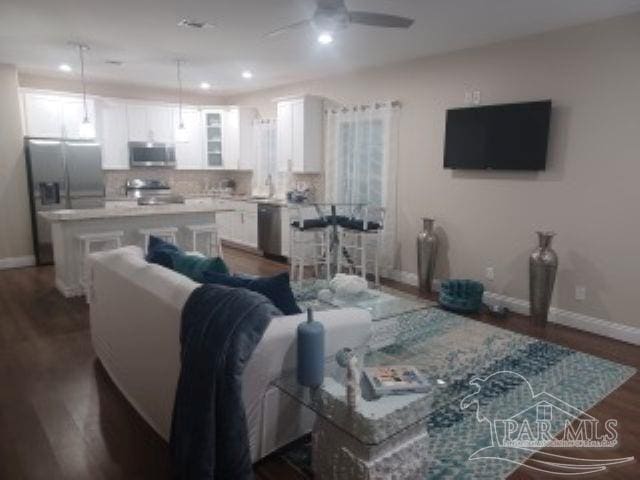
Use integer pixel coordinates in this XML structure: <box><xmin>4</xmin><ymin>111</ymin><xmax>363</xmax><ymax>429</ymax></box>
<box><xmin>146</xmin><ymin>235</ymin><xmax>229</xmax><ymax>283</ymax></box>
<box><xmin>201</xmin><ymin>271</ymin><xmax>302</xmax><ymax>315</ymax></box>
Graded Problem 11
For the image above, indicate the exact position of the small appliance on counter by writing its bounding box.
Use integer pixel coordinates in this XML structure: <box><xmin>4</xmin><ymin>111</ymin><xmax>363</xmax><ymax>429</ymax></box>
<box><xmin>286</xmin><ymin>181</ymin><xmax>313</xmax><ymax>203</ymax></box>
<box><xmin>25</xmin><ymin>137</ymin><xmax>105</xmax><ymax>265</ymax></box>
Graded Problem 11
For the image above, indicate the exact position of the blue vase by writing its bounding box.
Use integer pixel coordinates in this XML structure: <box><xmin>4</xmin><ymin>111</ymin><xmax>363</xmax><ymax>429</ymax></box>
<box><xmin>297</xmin><ymin>309</ymin><xmax>325</xmax><ymax>387</ymax></box>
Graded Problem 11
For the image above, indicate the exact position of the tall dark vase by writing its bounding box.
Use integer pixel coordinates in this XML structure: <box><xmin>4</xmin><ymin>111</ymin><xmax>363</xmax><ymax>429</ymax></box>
<box><xmin>529</xmin><ymin>231</ymin><xmax>558</xmax><ymax>326</ymax></box>
<box><xmin>417</xmin><ymin>218</ymin><xmax>438</xmax><ymax>293</ymax></box>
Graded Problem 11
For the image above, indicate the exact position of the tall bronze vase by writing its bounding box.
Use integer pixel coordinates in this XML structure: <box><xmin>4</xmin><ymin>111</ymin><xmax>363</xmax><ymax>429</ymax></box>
<box><xmin>529</xmin><ymin>231</ymin><xmax>558</xmax><ymax>325</ymax></box>
<box><xmin>417</xmin><ymin>218</ymin><xmax>438</xmax><ymax>293</ymax></box>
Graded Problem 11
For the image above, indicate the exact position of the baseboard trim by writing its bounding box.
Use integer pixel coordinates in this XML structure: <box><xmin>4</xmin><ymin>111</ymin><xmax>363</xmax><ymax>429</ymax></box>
<box><xmin>0</xmin><ymin>255</ymin><xmax>35</xmax><ymax>270</ymax></box>
<box><xmin>388</xmin><ymin>269</ymin><xmax>640</xmax><ymax>346</ymax></box>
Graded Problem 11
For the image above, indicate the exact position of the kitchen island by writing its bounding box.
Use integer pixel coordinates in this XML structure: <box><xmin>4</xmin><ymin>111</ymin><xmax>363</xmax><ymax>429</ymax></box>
<box><xmin>40</xmin><ymin>204</ymin><xmax>231</xmax><ymax>297</ymax></box>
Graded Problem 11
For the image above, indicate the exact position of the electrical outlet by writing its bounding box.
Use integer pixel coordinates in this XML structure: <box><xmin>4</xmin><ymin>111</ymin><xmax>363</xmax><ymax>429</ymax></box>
<box><xmin>575</xmin><ymin>286</ymin><xmax>587</xmax><ymax>301</ymax></box>
<box><xmin>472</xmin><ymin>90</ymin><xmax>482</xmax><ymax>105</ymax></box>
<box><xmin>464</xmin><ymin>91</ymin><xmax>473</xmax><ymax>105</ymax></box>
<box><xmin>485</xmin><ymin>267</ymin><xmax>495</xmax><ymax>281</ymax></box>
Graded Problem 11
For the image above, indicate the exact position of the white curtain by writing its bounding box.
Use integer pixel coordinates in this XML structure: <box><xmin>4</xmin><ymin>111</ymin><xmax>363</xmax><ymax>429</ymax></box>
<box><xmin>251</xmin><ymin>119</ymin><xmax>277</xmax><ymax>196</ymax></box>
<box><xmin>324</xmin><ymin>101</ymin><xmax>401</xmax><ymax>275</ymax></box>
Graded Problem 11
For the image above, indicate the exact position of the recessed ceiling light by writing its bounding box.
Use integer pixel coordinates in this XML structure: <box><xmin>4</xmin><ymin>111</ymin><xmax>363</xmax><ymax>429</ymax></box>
<box><xmin>317</xmin><ymin>32</ymin><xmax>333</xmax><ymax>45</ymax></box>
<box><xmin>241</xmin><ymin>70</ymin><xmax>253</xmax><ymax>79</ymax></box>
<box><xmin>200</xmin><ymin>82</ymin><xmax>211</xmax><ymax>90</ymax></box>
<box><xmin>58</xmin><ymin>63</ymin><xmax>72</xmax><ymax>72</ymax></box>
<box><xmin>178</xmin><ymin>18</ymin><xmax>215</xmax><ymax>29</ymax></box>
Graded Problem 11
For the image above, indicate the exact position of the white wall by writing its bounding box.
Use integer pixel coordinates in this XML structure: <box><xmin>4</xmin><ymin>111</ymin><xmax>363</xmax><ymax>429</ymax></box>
<box><xmin>0</xmin><ymin>64</ymin><xmax>33</xmax><ymax>267</ymax></box>
<box><xmin>228</xmin><ymin>13</ymin><xmax>640</xmax><ymax>332</ymax></box>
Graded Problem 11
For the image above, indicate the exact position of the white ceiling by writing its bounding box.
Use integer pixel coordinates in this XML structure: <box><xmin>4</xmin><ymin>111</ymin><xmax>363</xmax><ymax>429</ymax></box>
<box><xmin>2</xmin><ymin>0</ymin><xmax>640</xmax><ymax>95</ymax></box>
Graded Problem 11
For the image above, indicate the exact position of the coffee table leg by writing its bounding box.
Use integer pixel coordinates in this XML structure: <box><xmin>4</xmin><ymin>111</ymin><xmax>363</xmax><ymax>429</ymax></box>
<box><xmin>312</xmin><ymin>417</ymin><xmax>431</xmax><ymax>480</ymax></box>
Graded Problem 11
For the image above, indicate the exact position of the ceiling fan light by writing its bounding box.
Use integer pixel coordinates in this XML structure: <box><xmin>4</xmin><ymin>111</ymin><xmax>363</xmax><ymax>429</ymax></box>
<box><xmin>317</xmin><ymin>32</ymin><xmax>334</xmax><ymax>45</ymax></box>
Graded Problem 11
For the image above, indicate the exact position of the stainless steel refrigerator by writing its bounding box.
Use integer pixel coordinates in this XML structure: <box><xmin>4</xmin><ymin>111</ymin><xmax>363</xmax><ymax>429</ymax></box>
<box><xmin>25</xmin><ymin>138</ymin><xmax>105</xmax><ymax>265</ymax></box>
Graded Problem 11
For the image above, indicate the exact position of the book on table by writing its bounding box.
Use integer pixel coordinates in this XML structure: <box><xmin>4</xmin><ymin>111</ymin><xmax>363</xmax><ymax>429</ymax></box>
<box><xmin>363</xmin><ymin>365</ymin><xmax>430</xmax><ymax>396</ymax></box>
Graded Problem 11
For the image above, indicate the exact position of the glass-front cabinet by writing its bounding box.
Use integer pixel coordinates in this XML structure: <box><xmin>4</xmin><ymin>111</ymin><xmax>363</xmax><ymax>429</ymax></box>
<box><xmin>203</xmin><ymin>109</ymin><xmax>223</xmax><ymax>167</ymax></box>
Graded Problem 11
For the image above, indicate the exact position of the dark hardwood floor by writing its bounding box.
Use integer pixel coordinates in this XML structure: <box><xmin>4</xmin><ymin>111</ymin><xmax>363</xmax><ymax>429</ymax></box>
<box><xmin>0</xmin><ymin>247</ymin><xmax>637</xmax><ymax>479</ymax></box>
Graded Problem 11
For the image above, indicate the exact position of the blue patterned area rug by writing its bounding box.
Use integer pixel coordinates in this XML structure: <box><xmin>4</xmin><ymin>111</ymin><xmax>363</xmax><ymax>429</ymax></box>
<box><xmin>277</xmin><ymin>287</ymin><xmax>636</xmax><ymax>479</ymax></box>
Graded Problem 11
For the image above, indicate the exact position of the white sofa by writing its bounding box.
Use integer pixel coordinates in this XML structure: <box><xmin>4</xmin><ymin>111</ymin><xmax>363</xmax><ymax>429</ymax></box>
<box><xmin>87</xmin><ymin>246</ymin><xmax>372</xmax><ymax>462</ymax></box>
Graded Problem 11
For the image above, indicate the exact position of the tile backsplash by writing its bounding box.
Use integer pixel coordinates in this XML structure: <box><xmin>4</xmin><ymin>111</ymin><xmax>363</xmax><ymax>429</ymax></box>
<box><xmin>104</xmin><ymin>168</ymin><xmax>324</xmax><ymax>200</ymax></box>
<box><xmin>104</xmin><ymin>169</ymin><xmax>253</xmax><ymax>197</ymax></box>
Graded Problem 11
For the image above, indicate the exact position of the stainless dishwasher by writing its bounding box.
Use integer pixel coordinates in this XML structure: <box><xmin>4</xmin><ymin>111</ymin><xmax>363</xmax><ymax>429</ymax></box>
<box><xmin>258</xmin><ymin>203</ymin><xmax>282</xmax><ymax>257</ymax></box>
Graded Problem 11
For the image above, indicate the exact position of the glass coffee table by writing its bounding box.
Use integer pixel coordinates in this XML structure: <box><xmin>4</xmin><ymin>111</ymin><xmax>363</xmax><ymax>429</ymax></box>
<box><xmin>273</xmin><ymin>316</ymin><xmax>444</xmax><ymax>480</ymax></box>
<box><xmin>293</xmin><ymin>279</ymin><xmax>434</xmax><ymax>322</ymax></box>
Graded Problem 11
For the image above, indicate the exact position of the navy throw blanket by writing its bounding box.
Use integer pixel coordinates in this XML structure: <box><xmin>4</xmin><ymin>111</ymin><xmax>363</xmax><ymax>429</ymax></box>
<box><xmin>170</xmin><ymin>284</ymin><xmax>281</xmax><ymax>480</ymax></box>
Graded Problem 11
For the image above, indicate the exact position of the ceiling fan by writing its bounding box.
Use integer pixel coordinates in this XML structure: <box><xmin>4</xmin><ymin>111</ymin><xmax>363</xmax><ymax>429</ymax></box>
<box><xmin>266</xmin><ymin>0</ymin><xmax>415</xmax><ymax>37</ymax></box>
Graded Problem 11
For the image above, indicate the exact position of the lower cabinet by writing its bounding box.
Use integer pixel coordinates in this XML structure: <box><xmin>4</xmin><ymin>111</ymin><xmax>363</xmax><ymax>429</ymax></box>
<box><xmin>212</xmin><ymin>199</ymin><xmax>258</xmax><ymax>249</ymax></box>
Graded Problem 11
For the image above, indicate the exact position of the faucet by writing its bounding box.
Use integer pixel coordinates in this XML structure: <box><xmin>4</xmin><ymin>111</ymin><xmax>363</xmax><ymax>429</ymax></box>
<box><xmin>265</xmin><ymin>174</ymin><xmax>275</xmax><ymax>198</ymax></box>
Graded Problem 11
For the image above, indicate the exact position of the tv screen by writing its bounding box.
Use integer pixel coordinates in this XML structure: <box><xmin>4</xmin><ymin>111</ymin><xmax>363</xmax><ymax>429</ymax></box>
<box><xmin>443</xmin><ymin>100</ymin><xmax>551</xmax><ymax>171</ymax></box>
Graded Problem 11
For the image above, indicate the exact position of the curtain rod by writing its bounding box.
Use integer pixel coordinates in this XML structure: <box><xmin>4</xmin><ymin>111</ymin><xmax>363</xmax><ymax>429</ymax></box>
<box><xmin>325</xmin><ymin>100</ymin><xmax>401</xmax><ymax>114</ymax></box>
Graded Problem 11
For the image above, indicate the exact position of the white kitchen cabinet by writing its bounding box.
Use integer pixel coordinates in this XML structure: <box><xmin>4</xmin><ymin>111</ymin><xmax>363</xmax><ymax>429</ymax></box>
<box><xmin>223</xmin><ymin>107</ymin><xmax>258</xmax><ymax>171</ymax></box>
<box><xmin>276</xmin><ymin>96</ymin><xmax>323</xmax><ymax>173</ymax></box>
<box><xmin>202</xmin><ymin>108</ymin><xmax>257</xmax><ymax>171</ymax></box>
<box><xmin>202</xmin><ymin>109</ymin><xmax>224</xmax><ymax>168</ymax></box>
<box><xmin>175</xmin><ymin>108</ymin><xmax>204</xmax><ymax>170</ymax></box>
<box><xmin>276</xmin><ymin>101</ymin><xmax>293</xmax><ymax>172</ymax></box>
<box><xmin>212</xmin><ymin>199</ymin><xmax>257</xmax><ymax>248</ymax></box>
<box><xmin>126</xmin><ymin>104</ymin><xmax>174</xmax><ymax>143</ymax></box>
<box><xmin>99</xmin><ymin>101</ymin><xmax>129</xmax><ymax>170</ymax></box>
<box><xmin>22</xmin><ymin>92</ymin><xmax>96</xmax><ymax>139</ymax></box>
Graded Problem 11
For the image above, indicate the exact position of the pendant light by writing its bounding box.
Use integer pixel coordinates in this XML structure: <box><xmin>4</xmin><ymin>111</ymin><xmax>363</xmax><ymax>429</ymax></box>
<box><xmin>76</xmin><ymin>43</ymin><xmax>95</xmax><ymax>139</ymax></box>
<box><xmin>175</xmin><ymin>59</ymin><xmax>188</xmax><ymax>142</ymax></box>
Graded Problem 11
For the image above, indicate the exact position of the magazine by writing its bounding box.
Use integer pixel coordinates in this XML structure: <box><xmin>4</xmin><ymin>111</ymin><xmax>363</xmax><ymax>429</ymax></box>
<box><xmin>363</xmin><ymin>365</ymin><xmax>430</xmax><ymax>396</ymax></box>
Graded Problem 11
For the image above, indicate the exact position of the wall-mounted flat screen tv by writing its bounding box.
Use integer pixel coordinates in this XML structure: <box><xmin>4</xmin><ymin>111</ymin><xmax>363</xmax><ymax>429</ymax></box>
<box><xmin>443</xmin><ymin>100</ymin><xmax>551</xmax><ymax>170</ymax></box>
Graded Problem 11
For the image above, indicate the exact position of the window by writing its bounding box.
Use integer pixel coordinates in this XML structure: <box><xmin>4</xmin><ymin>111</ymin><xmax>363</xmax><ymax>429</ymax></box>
<box><xmin>336</xmin><ymin>118</ymin><xmax>384</xmax><ymax>207</ymax></box>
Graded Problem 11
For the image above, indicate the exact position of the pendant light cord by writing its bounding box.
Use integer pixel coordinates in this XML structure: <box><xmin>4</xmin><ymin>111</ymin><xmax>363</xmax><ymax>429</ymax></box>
<box><xmin>78</xmin><ymin>44</ymin><xmax>89</xmax><ymax>123</ymax></box>
<box><xmin>177</xmin><ymin>60</ymin><xmax>184</xmax><ymax>128</ymax></box>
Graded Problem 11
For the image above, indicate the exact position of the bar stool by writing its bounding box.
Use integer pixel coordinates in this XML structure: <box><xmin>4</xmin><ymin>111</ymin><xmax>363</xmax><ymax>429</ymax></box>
<box><xmin>76</xmin><ymin>230</ymin><xmax>124</xmax><ymax>296</ymax></box>
<box><xmin>138</xmin><ymin>227</ymin><xmax>178</xmax><ymax>254</ymax></box>
<box><xmin>337</xmin><ymin>207</ymin><xmax>385</xmax><ymax>287</ymax></box>
<box><xmin>288</xmin><ymin>205</ymin><xmax>331</xmax><ymax>283</ymax></box>
<box><xmin>184</xmin><ymin>224</ymin><xmax>223</xmax><ymax>258</ymax></box>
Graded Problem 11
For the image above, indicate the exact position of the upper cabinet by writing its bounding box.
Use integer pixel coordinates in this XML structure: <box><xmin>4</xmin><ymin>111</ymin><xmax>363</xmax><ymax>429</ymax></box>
<box><xmin>276</xmin><ymin>96</ymin><xmax>323</xmax><ymax>173</ymax></box>
<box><xmin>23</xmin><ymin>92</ymin><xmax>96</xmax><ymax>139</ymax></box>
<box><xmin>202</xmin><ymin>109</ymin><xmax>224</xmax><ymax>168</ymax></box>
<box><xmin>22</xmin><ymin>90</ymin><xmax>258</xmax><ymax>172</ymax></box>
<box><xmin>98</xmin><ymin>100</ymin><xmax>129</xmax><ymax>170</ymax></box>
<box><xmin>202</xmin><ymin>107</ymin><xmax>256</xmax><ymax>170</ymax></box>
<box><xmin>175</xmin><ymin>108</ymin><xmax>204</xmax><ymax>170</ymax></box>
<box><xmin>222</xmin><ymin>107</ymin><xmax>258</xmax><ymax>171</ymax></box>
<box><xmin>126</xmin><ymin>104</ymin><xmax>174</xmax><ymax>143</ymax></box>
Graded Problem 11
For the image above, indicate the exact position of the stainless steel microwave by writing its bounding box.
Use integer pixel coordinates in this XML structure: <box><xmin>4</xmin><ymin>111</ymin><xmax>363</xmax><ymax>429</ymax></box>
<box><xmin>129</xmin><ymin>142</ymin><xmax>176</xmax><ymax>168</ymax></box>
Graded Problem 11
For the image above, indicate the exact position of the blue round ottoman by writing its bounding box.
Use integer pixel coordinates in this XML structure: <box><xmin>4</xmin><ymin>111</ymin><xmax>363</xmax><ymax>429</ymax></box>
<box><xmin>438</xmin><ymin>279</ymin><xmax>485</xmax><ymax>314</ymax></box>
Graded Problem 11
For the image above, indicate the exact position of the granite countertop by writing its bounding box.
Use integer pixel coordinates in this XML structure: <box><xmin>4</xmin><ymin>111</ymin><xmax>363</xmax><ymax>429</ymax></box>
<box><xmin>39</xmin><ymin>204</ymin><xmax>234</xmax><ymax>222</ymax></box>
<box><xmin>104</xmin><ymin>193</ymin><xmax>290</xmax><ymax>206</ymax></box>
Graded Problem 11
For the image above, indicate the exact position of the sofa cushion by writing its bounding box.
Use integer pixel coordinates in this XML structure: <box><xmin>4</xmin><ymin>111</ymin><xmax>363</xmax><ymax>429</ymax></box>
<box><xmin>201</xmin><ymin>271</ymin><xmax>302</xmax><ymax>315</ymax></box>
<box><xmin>146</xmin><ymin>235</ymin><xmax>229</xmax><ymax>283</ymax></box>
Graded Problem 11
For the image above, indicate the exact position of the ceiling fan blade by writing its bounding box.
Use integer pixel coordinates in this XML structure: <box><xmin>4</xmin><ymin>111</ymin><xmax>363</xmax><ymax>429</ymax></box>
<box><xmin>265</xmin><ymin>19</ymin><xmax>311</xmax><ymax>38</ymax></box>
<box><xmin>348</xmin><ymin>11</ymin><xmax>414</xmax><ymax>28</ymax></box>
